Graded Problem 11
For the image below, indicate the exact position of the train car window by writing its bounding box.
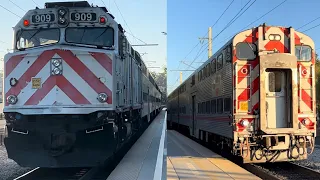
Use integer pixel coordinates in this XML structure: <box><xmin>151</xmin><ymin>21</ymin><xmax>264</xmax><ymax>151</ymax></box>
<box><xmin>198</xmin><ymin>103</ymin><xmax>201</xmax><ymax>113</ymax></box>
<box><xmin>16</xmin><ymin>28</ymin><xmax>60</xmax><ymax>50</ymax></box>
<box><xmin>203</xmin><ymin>66</ymin><xmax>207</xmax><ymax>79</ymax></box>
<box><xmin>206</xmin><ymin>101</ymin><xmax>210</xmax><ymax>114</ymax></box>
<box><xmin>202</xmin><ymin>102</ymin><xmax>206</xmax><ymax>114</ymax></box>
<box><xmin>236</xmin><ymin>42</ymin><xmax>257</xmax><ymax>60</ymax></box>
<box><xmin>225</xmin><ymin>45</ymin><xmax>232</xmax><ymax>62</ymax></box>
<box><xmin>191</xmin><ymin>75</ymin><xmax>195</xmax><ymax>86</ymax></box>
<box><xmin>224</xmin><ymin>97</ymin><xmax>231</xmax><ymax>112</ymax></box>
<box><xmin>268</xmin><ymin>72</ymin><xmax>282</xmax><ymax>92</ymax></box>
<box><xmin>295</xmin><ymin>45</ymin><xmax>311</xmax><ymax>61</ymax></box>
<box><xmin>217</xmin><ymin>54</ymin><xmax>223</xmax><ymax>70</ymax></box>
<box><xmin>65</xmin><ymin>27</ymin><xmax>114</xmax><ymax>47</ymax></box>
<box><xmin>211</xmin><ymin>100</ymin><xmax>216</xmax><ymax>114</ymax></box>
<box><xmin>207</xmin><ymin>64</ymin><xmax>211</xmax><ymax>76</ymax></box>
<box><xmin>201</xmin><ymin>69</ymin><xmax>204</xmax><ymax>79</ymax></box>
<box><xmin>217</xmin><ymin>98</ymin><xmax>223</xmax><ymax>113</ymax></box>
<box><xmin>211</xmin><ymin>59</ymin><xmax>216</xmax><ymax>73</ymax></box>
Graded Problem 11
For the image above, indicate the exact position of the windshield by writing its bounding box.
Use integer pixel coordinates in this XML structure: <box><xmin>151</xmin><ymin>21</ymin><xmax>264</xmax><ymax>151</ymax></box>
<box><xmin>295</xmin><ymin>45</ymin><xmax>312</xmax><ymax>61</ymax></box>
<box><xmin>16</xmin><ymin>28</ymin><xmax>60</xmax><ymax>50</ymax></box>
<box><xmin>236</xmin><ymin>42</ymin><xmax>257</xmax><ymax>60</ymax></box>
<box><xmin>65</xmin><ymin>27</ymin><xmax>114</xmax><ymax>47</ymax></box>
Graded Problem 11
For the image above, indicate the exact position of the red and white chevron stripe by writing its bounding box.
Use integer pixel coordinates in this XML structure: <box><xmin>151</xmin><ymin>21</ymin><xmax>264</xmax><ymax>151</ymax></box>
<box><xmin>4</xmin><ymin>49</ymin><xmax>113</xmax><ymax>107</ymax></box>
<box><xmin>233</xmin><ymin>26</ymin><xmax>314</xmax><ymax>116</ymax></box>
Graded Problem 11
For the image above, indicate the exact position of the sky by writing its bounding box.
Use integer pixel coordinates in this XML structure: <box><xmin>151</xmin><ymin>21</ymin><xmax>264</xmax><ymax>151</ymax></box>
<box><xmin>167</xmin><ymin>0</ymin><xmax>320</xmax><ymax>94</ymax></box>
<box><xmin>0</xmin><ymin>0</ymin><xmax>167</xmax><ymax>73</ymax></box>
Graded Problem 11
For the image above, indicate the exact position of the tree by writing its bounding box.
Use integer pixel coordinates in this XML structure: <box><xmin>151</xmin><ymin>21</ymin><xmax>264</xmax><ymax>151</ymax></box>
<box><xmin>150</xmin><ymin>66</ymin><xmax>167</xmax><ymax>103</ymax></box>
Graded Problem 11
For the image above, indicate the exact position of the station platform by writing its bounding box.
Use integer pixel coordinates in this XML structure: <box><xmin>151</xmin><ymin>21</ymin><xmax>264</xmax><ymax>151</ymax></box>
<box><xmin>107</xmin><ymin>109</ymin><xmax>167</xmax><ymax>180</ymax></box>
<box><xmin>167</xmin><ymin>130</ymin><xmax>261</xmax><ymax>180</ymax></box>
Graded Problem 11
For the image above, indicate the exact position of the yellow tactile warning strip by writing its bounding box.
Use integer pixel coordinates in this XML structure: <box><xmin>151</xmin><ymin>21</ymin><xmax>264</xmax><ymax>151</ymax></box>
<box><xmin>167</xmin><ymin>130</ymin><xmax>261</xmax><ymax>180</ymax></box>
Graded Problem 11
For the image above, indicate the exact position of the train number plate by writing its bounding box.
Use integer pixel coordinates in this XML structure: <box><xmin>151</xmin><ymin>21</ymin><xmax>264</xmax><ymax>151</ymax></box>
<box><xmin>239</xmin><ymin>101</ymin><xmax>248</xmax><ymax>111</ymax></box>
<box><xmin>31</xmin><ymin>14</ymin><xmax>55</xmax><ymax>23</ymax></box>
<box><xmin>32</xmin><ymin>78</ymin><xmax>41</xmax><ymax>89</ymax></box>
<box><xmin>70</xmin><ymin>12</ymin><xmax>97</xmax><ymax>21</ymax></box>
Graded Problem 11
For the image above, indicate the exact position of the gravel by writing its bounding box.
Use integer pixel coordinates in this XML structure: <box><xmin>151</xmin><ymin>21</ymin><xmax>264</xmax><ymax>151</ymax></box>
<box><xmin>0</xmin><ymin>144</ymin><xmax>32</xmax><ymax>180</ymax></box>
<box><xmin>292</xmin><ymin>145</ymin><xmax>320</xmax><ymax>173</ymax></box>
<box><xmin>252</xmin><ymin>144</ymin><xmax>320</xmax><ymax>180</ymax></box>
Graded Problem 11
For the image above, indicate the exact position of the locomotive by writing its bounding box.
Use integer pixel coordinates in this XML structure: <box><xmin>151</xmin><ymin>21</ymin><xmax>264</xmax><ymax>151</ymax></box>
<box><xmin>167</xmin><ymin>24</ymin><xmax>317</xmax><ymax>163</ymax></box>
<box><xmin>3</xmin><ymin>1</ymin><xmax>162</xmax><ymax>167</ymax></box>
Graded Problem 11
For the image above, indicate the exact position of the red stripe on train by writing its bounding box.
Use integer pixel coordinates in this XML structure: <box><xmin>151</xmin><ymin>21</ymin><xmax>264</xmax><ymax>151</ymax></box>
<box><xmin>90</xmin><ymin>52</ymin><xmax>113</xmax><ymax>75</ymax></box>
<box><xmin>237</xmin><ymin>60</ymin><xmax>259</xmax><ymax>84</ymax></box>
<box><xmin>237</xmin><ymin>28</ymin><xmax>259</xmax><ymax>83</ymax></box>
<box><xmin>5</xmin><ymin>54</ymin><xmax>27</xmax><ymax>77</ymax></box>
<box><xmin>264</xmin><ymin>41</ymin><xmax>289</xmax><ymax>53</ymax></box>
<box><xmin>301</xmin><ymin>89</ymin><xmax>312</xmax><ymax>110</ymax></box>
<box><xmin>295</xmin><ymin>33</ymin><xmax>301</xmax><ymax>44</ymax></box>
<box><xmin>56</xmin><ymin>50</ymin><xmax>113</xmax><ymax>104</ymax></box>
<box><xmin>237</xmin><ymin>77</ymin><xmax>259</xmax><ymax>108</ymax></box>
<box><xmin>5</xmin><ymin>50</ymin><xmax>56</xmax><ymax>106</ymax></box>
<box><xmin>25</xmin><ymin>76</ymin><xmax>90</xmax><ymax>105</ymax></box>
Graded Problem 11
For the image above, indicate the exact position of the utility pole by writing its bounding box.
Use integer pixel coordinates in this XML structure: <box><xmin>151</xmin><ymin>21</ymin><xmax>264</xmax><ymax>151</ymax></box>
<box><xmin>199</xmin><ymin>27</ymin><xmax>212</xmax><ymax>59</ymax></box>
<box><xmin>176</xmin><ymin>27</ymin><xmax>212</xmax><ymax>86</ymax></box>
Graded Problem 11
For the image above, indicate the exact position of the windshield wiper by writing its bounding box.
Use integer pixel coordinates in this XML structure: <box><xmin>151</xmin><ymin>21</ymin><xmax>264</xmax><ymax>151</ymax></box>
<box><xmin>28</xmin><ymin>28</ymin><xmax>42</xmax><ymax>42</ymax></box>
<box><xmin>244</xmin><ymin>40</ymin><xmax>254</xmax><ymax>51</ymax></box>
<box><xmin>93</xmin><ymin>27</ymin><xmax>110</xmax><ymax>43</ymax></box>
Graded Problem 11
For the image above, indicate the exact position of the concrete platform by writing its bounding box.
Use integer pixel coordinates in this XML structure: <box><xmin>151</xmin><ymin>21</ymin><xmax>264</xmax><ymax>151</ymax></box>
<box><xmin>167</xmin><ymin>130</ymin><xmax>261</xmax><ymax>180</ymax></box>
<box><xmin>107</xmin><ymin>110</ymin><xmax>167</xmax><ymax>180</ymax></box>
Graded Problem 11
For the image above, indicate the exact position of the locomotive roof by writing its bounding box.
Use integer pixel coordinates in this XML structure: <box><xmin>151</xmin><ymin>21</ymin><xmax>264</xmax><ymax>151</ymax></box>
<box><xmin>45</xmin><ymin>1</ymin><xmax>91</xmax><ymax>8</ymax></box>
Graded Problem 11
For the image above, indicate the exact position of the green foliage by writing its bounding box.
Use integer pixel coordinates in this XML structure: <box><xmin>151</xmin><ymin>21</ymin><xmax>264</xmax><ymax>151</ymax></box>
<box><xmin>149</xmin><ymin>66</ymin><xmax>167</xmax><ymax>102</ymax></box>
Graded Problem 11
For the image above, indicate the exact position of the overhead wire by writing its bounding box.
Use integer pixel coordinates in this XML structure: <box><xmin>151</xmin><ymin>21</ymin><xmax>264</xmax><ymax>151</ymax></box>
<box><xmin>219</xmin><ymin>0</ymin><xmax>288</xmax><ymax>44</ymax></box>
<box><xmin>31</xmin><ymin>0</ymin><xmax>40</xmax><ymax>7</ymax></box>
<box><xmin>169</xmin><ymin>0</ymin><xmax>236</xmax><ymax>89</ymax></box>
<box><xmin>302</xmin><ymin>23</ymin><xmax>320</xmax><ymax>33</ymax></box>
<box><xmin>296</xmin><ymin>16</ymin><xmax>320</xmax><ymax>31</ymax></box>
<box><xmin>170</xmin><ymin>0</ymin><xmax>258</xmax><ymax>90</ymax></box>
<box><xmin>8</xmin><ymin>0</ymin><xmax>26</xmax><ymax>12</ymax></box>
<box><xmin>0</xmin><ymin>4</ymin><xmax>21</xmax><ymax>18</ymax></box>
<box><xmin>184</xmin><ymin>0</ymin><xmax>256</xmax><ymax>71</ymax></box>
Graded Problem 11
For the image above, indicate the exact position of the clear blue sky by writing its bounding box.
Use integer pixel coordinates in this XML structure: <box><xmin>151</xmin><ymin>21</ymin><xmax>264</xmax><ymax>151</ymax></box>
<box><xmin>167</xmin><ymin>0</ymin><xmax>320</xmax><ymax>94</ymax></box>
<box><xmin>0</xmin><ymin>0</ymin><xmax>166</xmax><ymax>72</ymax></box>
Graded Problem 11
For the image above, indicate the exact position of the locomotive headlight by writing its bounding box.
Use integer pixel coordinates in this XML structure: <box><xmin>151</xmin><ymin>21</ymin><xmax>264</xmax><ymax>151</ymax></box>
<box><xmin>97</xmin><ymin>93</ymin><xmax>108</xmax><ymax>103</ymax></box>
<box><xmin>58</xmin><ymin>17</ymin><xmax>67</xmax><ymax>24</ymax></box>
<box><xmin>240</xmin><ymin>119</ymin><xmax>249</xmax><ymax>127</ymax></box>
<box><xmin>52</xmin><ymin>59</ymin><xmax>61</xmax><ymax>67</ymax></box>
<box><xmin>7</xmin><ymin>95</ymin><xmax>18</xmax><ymax>105</ymax></box>
<box><xmin>269</xmin><ymin>34</ymin><xmax>281</xmax><ymax>41</ymax></box>
<box><xmin>52</xmin><ymin>67</ymin><xmax>61</xmax><ymax>75</ymax></box>
<box><xmin>58</xmin><ymin>9</ymin><xmax>66</xmax><ymax>16</ymax></box>
<box><xmin>303</xmin><ymin>118</ymin><xmax>312</xmax><ymax>126</ymax></box>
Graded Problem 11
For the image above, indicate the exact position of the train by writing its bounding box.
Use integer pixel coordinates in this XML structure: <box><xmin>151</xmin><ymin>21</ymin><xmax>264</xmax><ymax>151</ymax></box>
<box><xmin>167</xmin><ymin>24</ymin><xmax>317</xmax><ymax>163</ymax></box>
<box><xmin>3</xmin><ymin>1</ymin><xmax>163</xmax><ymax>168</ymax></box>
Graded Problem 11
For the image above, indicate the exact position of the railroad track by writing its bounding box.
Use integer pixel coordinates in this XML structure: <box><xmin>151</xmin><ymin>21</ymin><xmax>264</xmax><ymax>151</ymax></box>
<box><xmin>251</xmin><ymin>161</ymin><xmax>320</xmax><ymax>180</ymax></box>
<box><xmin>183</xmin><ymin>131</ymin><xmax>320</xmax><ymax>180</ymax></box>
<box><xmin>13</xmin><ymin>166</ymin><xmax>100</xmax><ymax>180</ymax></box>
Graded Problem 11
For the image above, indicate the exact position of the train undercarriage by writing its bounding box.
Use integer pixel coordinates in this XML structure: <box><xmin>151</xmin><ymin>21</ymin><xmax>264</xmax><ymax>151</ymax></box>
<box><xmin>169</xmin><ymin>121</ymin><xmax>316</xmax><ymax>163</ymax></box>
<box><xmin>4</xmin><ymin>108</ymin><xmax>161</xmax><ymax>168</ymax></box>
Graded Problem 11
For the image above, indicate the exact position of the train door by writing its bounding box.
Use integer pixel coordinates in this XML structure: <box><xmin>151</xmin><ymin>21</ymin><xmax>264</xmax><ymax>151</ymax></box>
<box><xmin>265</xmin><ymin>70</ymin><xmax>287</xmax><ymax>128</ymax></box>
<box><xmin>192</xmin><ymin>95</ymin><xmax>196</xmax><ymax>135</ymax></box>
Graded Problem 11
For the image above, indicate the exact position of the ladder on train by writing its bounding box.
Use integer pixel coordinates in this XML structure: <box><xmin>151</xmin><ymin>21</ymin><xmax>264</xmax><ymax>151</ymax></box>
<box><xmin>234</xmin><ymin>63</ymin><xmax>253</xmax><ymax>114</ymax></box>
<box><xmin>298</xmin><ymin>64</ymin><xmax>314</xmax><ymax>113</ymax></box>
